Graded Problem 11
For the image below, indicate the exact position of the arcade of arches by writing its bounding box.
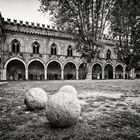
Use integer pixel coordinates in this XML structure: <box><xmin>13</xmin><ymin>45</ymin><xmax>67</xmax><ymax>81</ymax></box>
<box><xmin>5</xmin><ymin>59</ymin><xmax>139</xmax><ymax>80</ymax></box>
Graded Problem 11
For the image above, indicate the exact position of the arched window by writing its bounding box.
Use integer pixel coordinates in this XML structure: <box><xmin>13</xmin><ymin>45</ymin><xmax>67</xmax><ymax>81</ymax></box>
<box><xmin>11</xmin><ymin>39</ymin><xmax>20</xmax><ymax>53</ymax></box>
<box><xmin>67</xmin><ymin>45</ymin><xmax>73</xmax><ymax>57</ymax></box>
<box><xmin>106</xmin><ymin>50</ymin><xmax>111</xmax><ymax>59</ymax></box>
<box><xmin>51</xmin><ymin>43</ymin><xmax>57</xmax><ymax>55</ymax></box>
<box><xmin>32</xmin><ymin>41</ymin><xmax>40</xmax><ymax>54</ymax></box>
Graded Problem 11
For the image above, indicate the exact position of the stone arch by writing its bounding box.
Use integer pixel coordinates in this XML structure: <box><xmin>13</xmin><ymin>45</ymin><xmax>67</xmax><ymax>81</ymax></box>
<box><xmin>63</xmin><ymin>61</ymin><xmax>77</xmax><ymax>80</ymax></box>
<box><xmin>91</xmin><ymin>61</ymin><xmax>103</xmax><ymax>73</ymax></box>
<box><xmin>27</xmin><ymin>59</ymin><xmax>45</xmax><ymax>80</ymax></box>
<box><xmin>91</xmin><ymin>61</ymin><xmax>103</xmax><ymax>69</ymax></box>
<box><xmin>63</xmin><ymin>60</ymin><xmax>78</xmax><ymax>70</ymax></box>
<box><xmin>92</xmin><ymin>63</ymin><xmax>102</xmax><ymax>79</ymax></box>
<box><xmin>46</xmin><ymin>59</ymin><xmax>62</xmax><ymax>69</ymax></box>
<box><xmin>103</xmin><ymin>62</ymin><xmax>115</xmax><ymax>69</ymax></box>
<box><xmin>47</xmin><ymin>60</ymin><xmax>62</xmax><ymax>80</ymax></box>
<box><xmin>115</xmin><ymin>63</ymin><xmax>125</xmax><ymax>71</ymax></box>
<box><xmin>5</xmin><ymin>57</ymin><xmax>26</xmax><ymax>80</ymax></box>
<box><xmin>4</xmin><ymin>57</ymin><xmax>26</xmax><ymax>69</ymax></box>
<box><xmin>104</xmin><ymin>63</ymin><xmax>114</xmax><ymax>79</ymax></box>
<box><xmin>115</xmin><ymin>64</ymin><xmax>123</xmax><ymax>79</ymax></box>
<box><xmin>27</xmin><ymin>58</ymin><xmax>45</xmax><ymax>69</ymax></box>
<box><xmin>115</xmin><ymin>63</ymin><xmax>124</xmax><ymax>68</ymax></box>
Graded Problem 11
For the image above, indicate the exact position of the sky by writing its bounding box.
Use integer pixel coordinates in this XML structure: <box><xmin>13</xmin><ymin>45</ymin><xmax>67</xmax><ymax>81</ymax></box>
<box><xmin>0</xmin><ymin>0</ymin><xmax>52</xmax><ymax>25</ymax></box>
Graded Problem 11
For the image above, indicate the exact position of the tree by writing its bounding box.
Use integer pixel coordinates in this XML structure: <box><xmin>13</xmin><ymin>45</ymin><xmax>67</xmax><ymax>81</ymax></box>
<box><xmin>39</xmin><ymin>0</ymin><xmax>113</xmax><ymax>79</ymax></box>
<box><xmin>110</xmin><ymin>0</ymin><xmax>140</xmax><ymax>71</ymax></box>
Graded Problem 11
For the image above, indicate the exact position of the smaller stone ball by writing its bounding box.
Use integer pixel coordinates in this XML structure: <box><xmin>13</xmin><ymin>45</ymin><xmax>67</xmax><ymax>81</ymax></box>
<box><xmin>46</xmin><ymin>92</ymin><xmax>81</xmax><ymax>128</ymax></box>
<box><xmin>24</xmin><ymin>87</ymin><xmax>48</xmax><ymax>110</ymax></box>
<box><xmin>59</xmin><ymin>85</ymin><xmax>77</xmax><ymax>96</ymax></box>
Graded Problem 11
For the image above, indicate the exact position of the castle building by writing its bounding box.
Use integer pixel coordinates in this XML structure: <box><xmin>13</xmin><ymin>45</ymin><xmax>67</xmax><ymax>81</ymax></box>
<box><xmin>0</xmin><ymin>12</ymin><xmax>139</xmax><ymax>81</ymax></box>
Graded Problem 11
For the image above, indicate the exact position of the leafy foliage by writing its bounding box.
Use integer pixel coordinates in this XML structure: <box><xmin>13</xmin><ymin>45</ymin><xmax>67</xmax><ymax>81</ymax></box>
<box><xmin>39</xmin><ymin>0</ymin><xmax>113</xmax><ymax>64</ymax></box>
<box><xmin>39</xmin><ymin>0</ymin><xmax>140</xmax><ymax>70</ymax></box>
<box><xmin>110</xmin><ymin>0</ymin><xmax>140</xmax><ymax>69</ymax></box>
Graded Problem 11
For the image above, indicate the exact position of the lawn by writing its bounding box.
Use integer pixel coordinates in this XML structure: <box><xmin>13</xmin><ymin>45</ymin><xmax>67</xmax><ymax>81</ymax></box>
<box><xmin>0</xmin><ymin>80</ymin><xmax>140</xmax><ymax>140</ymax></box>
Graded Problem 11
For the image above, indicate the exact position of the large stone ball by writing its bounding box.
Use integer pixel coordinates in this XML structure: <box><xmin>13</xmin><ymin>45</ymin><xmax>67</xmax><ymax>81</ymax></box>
<box><xmin>24</xmin><ymin>87</ymin><xmax>48</xmax><ymax>110</ymax></box>
<box><xmin>46</xmin><ymin>92</ymin><xmax>81</xmax><ymax>128</ymax></box>
<box><xmin>59</xmin><ymin>85</ymin><xmax>77</xmax><ymax>96</ymax></box>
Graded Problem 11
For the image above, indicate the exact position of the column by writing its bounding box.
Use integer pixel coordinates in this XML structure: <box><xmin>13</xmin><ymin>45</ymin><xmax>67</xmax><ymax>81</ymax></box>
<box><xmin>132</xmin><ymin>68</ymin><xmax>135</xmax><ymax>79</ymax></box>
<box><xmin>45</xmin><ymin>69</ymin><xmax>47</xmax><ymax>80</ymax></box>
<box><xmin>123</xmin><ymin>67</ymin><xmax>126</xmax><ymax>79</ymax></box>
<box><xmin>113</xmin><ymin>67</ymin><xmax>115</xmax><ymax>79</ymax></box>
<box><xmin>2</xmin><ymin>68</ymin><xmax>6</xmax><ymax>80</ymax></box>
<box><xmin>61</xmin><ymin>69</ymin><xmax>64</xmax><ymax>80</ymax></box>
<box><xmin>25</xmin><ymin>68</ymin><xmax>28</xmax><ymax>80</ymax></box>
<box><xmin>86</xmin><ymin>73</ymin><xmax>92</xmax><ymax>80</ymax></box>
<box><xmin>102</xmin><ymin>67</ymin><xmax>104</xmax><ymax>79</ymax></box>
<box><xmin>76</xmin><ymin>70</ymin><xmax>79</xmax><ymax>80</ymax></box>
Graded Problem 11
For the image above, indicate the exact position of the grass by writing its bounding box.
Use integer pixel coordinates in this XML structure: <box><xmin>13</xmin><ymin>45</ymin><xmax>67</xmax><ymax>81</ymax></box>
<box><xmin>0</xmin><ymin>79</ymin><xmax>140</xmax><ymax>140</ymax></box>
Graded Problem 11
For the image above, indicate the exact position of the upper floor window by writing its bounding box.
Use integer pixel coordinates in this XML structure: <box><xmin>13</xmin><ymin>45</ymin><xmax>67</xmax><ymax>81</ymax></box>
<box><xmin>106</xmin><ymin>50</ymin><xmax>111</xmax><ymax>59</ymax></box>
<box><xmin>67</xmin><ymin>45</ymin><xmax>73</xmax><ymax>57</ymax></box>
<box><xmin>11</xmin><ymin>39</ymin><xmax>20</xmax><ymax>53</ymax></box>
<box><xmin>51</xmin><ymin>43</ymin><xmax>57</xmax><ymax>55</ymax></box>
<box><xmin>32</xmin><ymin>41</ymin><xmax>40</xmax><ymax>54</ymax></box>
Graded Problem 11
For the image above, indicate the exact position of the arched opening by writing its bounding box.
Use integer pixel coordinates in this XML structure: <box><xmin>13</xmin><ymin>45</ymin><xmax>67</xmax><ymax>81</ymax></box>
<box><xmin>28</xmin><ymin>61</ymin><xmax>44</xmax><ymax>80</ymax></box>
<box><xmin>106</xmin><ymin>50</ymin><xmax>111</xmax><ymax>59</ymax></box>
<box><xmin>32</xmin><ymin>41</ymin><xmax>40</xmax><ymax>54</ymax></box>
<box><xmin>64</xmin><ymin>62</ymin><xmax>76</xmax><ymax>80</ymax></box>
<box><xmin>50</xmin><ymin>43</ymin><xmax>57</xmax><ymax>55</ymax></box>
<box><xmin>125</xmin><ymin>66</ymin><xmax>130</xmax><ymax>79</ymax></box>
<box><xmin>92</xmin><ymin>63</ymin><xmax>102</xmax><ymax>79</ymax></box>
<box><xmin>104</xmin><ymin>64</ymin><xmax>113</xmax><ymax>79</ymax></box>
<box><xmin>115</xmin><ymin>65</ymin><xmax>123</xmax><ymax>79</ymax></box>
<box><xmin>47</xmin><ymin>61</ymin><xmax>61</xmax><ymax>80</ymax></box>
<box><xmin>79</xmin><ymin>63</ymin><xmax>87</xmax><ymax>79</ymax></box>
<box><xmin>7</xmin><ymin>60</ymin><xmax>25</xmax><ymax>80</ymax></box>
<box><xmin>67</xmin><ymin>45</ymin><xmax>73</xmax><ymax>57</ymax></box>
<box><xmin>135</xmin><ymin>67</ymin><xmax>140</xmax><ymax>79</ymax></box>
<box><xmin>11</xmin><ymin>39</ymin><xmax>20</xmax><ymax>53</ymax></box>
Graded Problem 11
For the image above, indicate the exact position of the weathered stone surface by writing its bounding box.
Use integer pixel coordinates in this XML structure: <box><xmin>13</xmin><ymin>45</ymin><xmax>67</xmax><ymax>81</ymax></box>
<box><xmin>46</xmin><ymin>92</ymin><xmax>81</xmax><ymax>128</ymax></box>
<box><xmin>46</xmin><ymin>92</ymin><xmax>81</xmax><ymax>127</ymax></box>
<box><xmin>59</xmin><ymin>85</ymin><xmax>77</xmax><ymax>96</ymax></box>
<box><xmin>24</xmin><ymin>87</ymin><xmax>48</xmax><ymax>110</ymax></box>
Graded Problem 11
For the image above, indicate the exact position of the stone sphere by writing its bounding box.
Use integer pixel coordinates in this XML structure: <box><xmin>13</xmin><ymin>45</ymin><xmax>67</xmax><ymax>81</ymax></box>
<box><xmin>46</xmin><ymin>92</ymin><xmax>81</xmax><ymax>128</ymax></box>
<box><xmin>24</xmin><ymin>87</ymin><xmax>48</xmax><ymax>110</ymax></box>
<box><xmin>59</xmin><ymin>85</ymin><xmax>77</xmax><ymax>96</ymax></box>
